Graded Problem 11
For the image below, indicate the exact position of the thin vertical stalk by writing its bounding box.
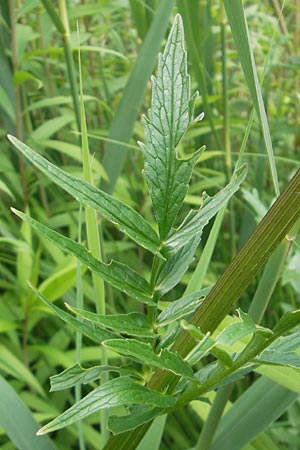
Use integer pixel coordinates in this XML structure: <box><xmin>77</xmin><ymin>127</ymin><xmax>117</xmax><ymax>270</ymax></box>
<box><xmin>295</xmin><ymin>0</ymin><xmax>300</xmax><ymax>151</ymax></box>
<box><xmin>78</xmin><ymin>40</ymin><xmax>108</xmax><ymax>444</ymax></box>
<box><xmin>41</xmin><ymin>0</ymin><xmax>81</xmax><ymax>130</ymax></box>
<box><xmin>9</xmin><ymin>0</ymin><xmax>27</xmax><ymax>204</ymax></box>
<box><xmin>75</xmin><ymin>206</ymin><xmax>86</xmax><ymax>450</ymax></box>
<box><xmin>194</xmin><ymin>384</ymin><xmax>233</xmax><ymax>450</ymax></box>
<box><xmin>221</xmin><ymin>2</ymin><xmax>236</xmax><ymax>257</ymax></box>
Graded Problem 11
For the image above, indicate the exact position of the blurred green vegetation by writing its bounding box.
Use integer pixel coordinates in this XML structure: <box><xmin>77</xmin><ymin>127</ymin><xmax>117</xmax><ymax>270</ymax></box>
<box><xmin>0</xmin><ymin>1</ymin><xmax>300</xmax><ymax>449</ymax></box>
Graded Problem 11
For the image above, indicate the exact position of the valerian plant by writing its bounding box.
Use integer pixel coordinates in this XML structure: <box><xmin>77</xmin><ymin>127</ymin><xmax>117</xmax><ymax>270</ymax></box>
<box><xmin>8</xmin><ymin>14</ymin><xmax>300</xmax><ymax>450</ymax></box>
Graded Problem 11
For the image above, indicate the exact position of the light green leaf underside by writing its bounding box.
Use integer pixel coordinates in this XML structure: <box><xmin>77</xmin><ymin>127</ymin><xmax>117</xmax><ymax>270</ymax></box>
<box><xmin>37</xmin><ymin>377</ymin><xmax>176</xmax><ymax>435</ymax></box>
<box><xmin>164</xmin><ymin>165</ymin><xmax>247</xmax><ymax>252</ymax></box>
<box><xmin>156</xmin><ymin>235</ymin><xmax>202</xmax><ymax>296</ymax></box>
<box><xmin>104</xmin><ymin>338</ymin><xmax>194</xmax><ymax>379</ymax></box>
<box><xmin>157</xmin><ymin>287</ymin><xmax>211</xmax><ymax>326</ymax></box>
<box><xmin>50</xmin><ymin>363</ymin><xmax>135</xmax><ymax>392</ymax></box>
<box><xmin>7</xmin><ymin>134</ymin><xmax>161</xmax><ymax>257</ymax></box>
<box><xmin>13</xmin><ymin>209</ymin><xmax>154</xmax><ymax>305</ymax></box>
<box><xmin>255</xmin><ymin>333</ymin><xmax>300</xmax><ymax>368</ymax></box>
<box><xmin>217</xmin><ymin>309</ymin><xmax>269</xmax><ymax>347</ymax></box>
<box><xmin>66</xmin><ymin>305</ymin><xmax>154</xmax><ymax>338</ymax></box>
<box><xmin>29</xmin><ymin>284</ymin><xmax>118</xmax><ymax>342</ymax></box>
<box><xmin>141</xmin><ymin>14</ymin><xmax>201</xmax><ymax>240</ymax></box>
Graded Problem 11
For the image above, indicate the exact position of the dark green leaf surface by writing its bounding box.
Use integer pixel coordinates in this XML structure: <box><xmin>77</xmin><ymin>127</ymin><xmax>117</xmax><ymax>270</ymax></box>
<box><xmin>12</xmin><ymin>209</ymin><xmax>154</xmax><ymax>305</ymax></box>
<box><xmin>65</xmin><ymin>306</ymin><xmax>154</xmax><ymax>338</ymax></box>
<box><xmin>104</xmin><ymin>339</ymin><xmax>194</xmax><ymax>379</ymax></box>
<box><xmin>37</xmin><ymin>377</ymin><xmax>176</xmax><ymax>435</ymax></box>
<box><xmin>141</xmin><ymin>14</ymin><xmax>201</xmax><ymax>240</ymax></box>
<box><xmin>8</xmin><ymin>135</ymin><xmax>161</xmax><ymax>256</ymax></box>
<box><xmin>108</xmin><ymin>405</ymin><xmax>162</xmax><ymax>435</ymax></box>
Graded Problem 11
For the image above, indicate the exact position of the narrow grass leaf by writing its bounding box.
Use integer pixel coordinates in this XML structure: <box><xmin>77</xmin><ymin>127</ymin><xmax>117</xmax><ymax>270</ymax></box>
<box><xmin>12</xmin><ymin>209</ymin><xmax>154</xmax><ymax>305</ymax></box>
<box><xmin>210</xmin><ymin>377</ymin><xmax>297</xmax><ymax>450</ymax></box>
<box><xmin>164</xmin><ymin>165</ymin><xmax>247</xmax><ymax>252</ymax></box>
<box><xmin>7</xmin><ymin>135</ymin><xmax>161</xmax><ymax>256</ymax></box>
<box><xmin>37</xmin><ymin>377</ymin><xmax>176</xmax><ymax>435</ymax></box>
<box><xmin>141</xmin><ymin>14</ymin><xmax>202</xmax><ymax>240</ymax></box>
<box><xmin>0</xmin><ymin>376</ymin><xmax>56</xmax><ymax>450</ymax></box>
<box><xmin>66</xmin><ymin>306</ymin><xmax>154</xmax><ymax>338</ymax></box>
<box><xmin>255</xmin><ymin>365</ymin><xmax>300</xmax><ymax>394</ymax></box>
<box><xmin>104</xmin><ymin>339</ymin><xmax>194</xmax><ymax>379</ymax></box>
<box><xmin>29</xmin><ymin>284</ymin><xmax>118</xmax><ymax>343</ymax></box>
<box><xmin>0</xmin><ymin>345</ymin><xmax>45</xmax><ymax>397</ymax></box>
<box><xmin>223</xmin><ymin>0</ymin><xmax>279</xmax><ymax>196</ymax></box>
<box><xmin>135</xmin><ymin>415</ymin><xmax>167</xmax><ymax>450</ymax></box>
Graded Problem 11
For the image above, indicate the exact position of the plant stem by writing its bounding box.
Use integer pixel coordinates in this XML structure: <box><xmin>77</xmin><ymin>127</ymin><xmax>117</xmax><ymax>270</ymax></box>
<box><xmin>41</xmin><ymin>0</ymin><xmax>81</xmax><ymax>130</ymax></box>
<box><xmin>78</xmin><ymin>41</ymin><xmax>108</xmax><ymax>444</ymax></box>
<box><xmin>75</xmin><ymin>206</ymin><xmax>86</xmax><ymax>450</ymax></box>
<box><xmin>9</xmin><ymin>0</ymin><xmax>27</xmax><ymax>205</ymax></box>
<box><xmin>194</xmin><ymin>384</ymin><xmax>233</xmax><ymax>450</ymax></box>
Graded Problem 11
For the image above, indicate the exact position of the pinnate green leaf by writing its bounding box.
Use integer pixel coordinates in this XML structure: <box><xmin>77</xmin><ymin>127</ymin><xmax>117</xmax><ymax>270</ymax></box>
<box><xmin>65</xmin><ymin>305</ymin><xmax>154</xmax><ymax>338</ymax></box>
<box><xmin>37</xmin><ymin>377</ymin><xmax>176</xmax><ymax>435</ymax></box>
<box><xmin>140</xmin><ymin>14</ymin><xmax>202</xmax><ymax>240</ymax></box>
<box><xmin>29</xmin><ymin>284</ymin><xmax>118</xmax><ymax>343</ymax></box>
<box><xmin>104</xmin><ymin>338</ymin><xmax>194</xmax><ymax>379</ymax></box>
<box><xmin>7</xmin><ymin>134</ymin><xmax>161</xmax><ymax>256</ymax></box>
<box><xmin>50</xmin><ymin>363</ymin><xmax>135</xmax><ymax>392</ymax></box>
<box><xmin>12</xmin><ymin>209</ymin><xmax>154</xmax><ymax>305</ymax></box>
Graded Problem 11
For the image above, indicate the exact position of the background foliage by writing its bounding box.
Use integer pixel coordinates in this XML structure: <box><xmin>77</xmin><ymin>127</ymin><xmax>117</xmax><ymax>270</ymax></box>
<box><xmin>0</xmin><ymin>1</ymin><xmax>300</xmax><ymax>449</ymax></box>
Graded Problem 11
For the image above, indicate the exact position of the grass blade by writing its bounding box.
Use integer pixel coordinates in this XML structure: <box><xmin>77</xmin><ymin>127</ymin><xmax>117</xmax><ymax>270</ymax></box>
<box><xmin>223</xmin><ymin>0</ymin><xmax>279</xmax><ymax>196</ymax></box>
<box><xmin>0</xmin><ymin>376</ymin><xmax>56</xmax><ymax>450</ymax></box>
<box><xmin>210</xmin><ymin>377</ymin><xmax>297</xmax><ymax>450</ymax></box>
